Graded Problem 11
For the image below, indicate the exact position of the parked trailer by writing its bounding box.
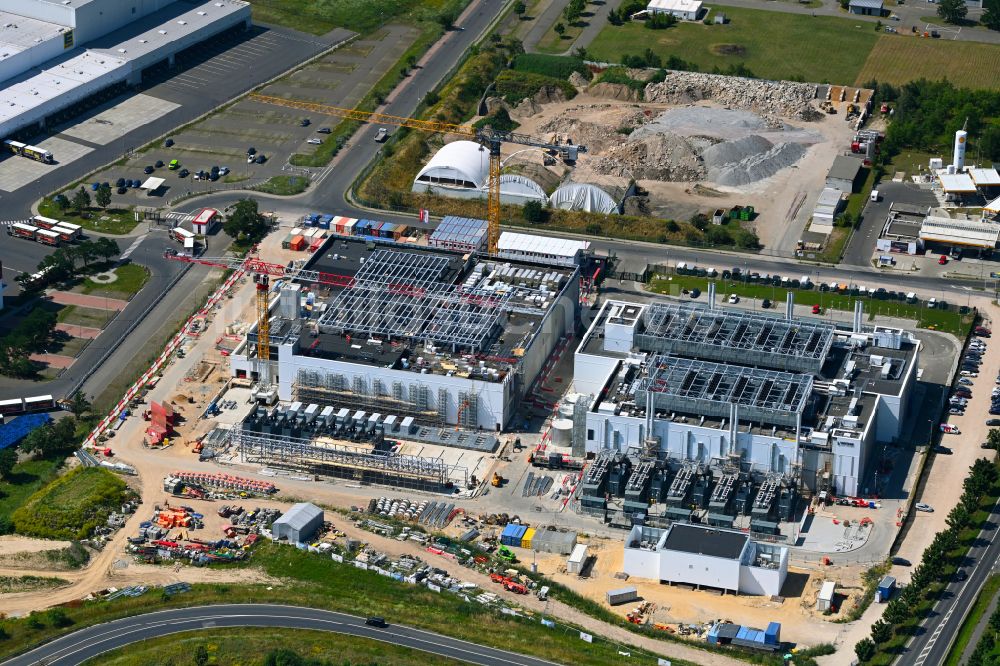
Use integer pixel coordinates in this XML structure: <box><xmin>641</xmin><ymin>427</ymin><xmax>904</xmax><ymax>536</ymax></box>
<box><xmin>31</xmin><ymin>215</ymin><xmax>60</xmax><ymax>230</ymax></box>
<box><xmin>0</xmin><ymin>398</ymin><xmax>24</xmax><ymax>415</ymax></box>
<box><xmin>23</xmin><ymin>395</ymin><xmax>54</xmax><ymax>412</ymax></box>
<box><xmin>606</xmin><ymin>586</ymin><xmax>638</xmax><ymax>606</ymax></box>
<box><xmin>11</xmin><ymin>223</ymin><xmax>38</xmax><ymax>240</ymax></box>
<box><xmin>35</xmin><ymin>229</ymin><xmax>61</xmax><ymax>246</ymax></box>
<box><xmin>50</xmin><ymin>225</ymin><xmax>78</xmax><ymax>243</ymax></box>
<box><xmin>4</xmin><ymin>139</ymin><xmax>53</xmax><ymax>163</ymax></box>
<box><xmin>169</xmin><ymin>227</ymin><xmax>195</xmax><ymax>244</ymax></box>
<box><xmin>53</xmin><ymin>221</ymin><xmax>82</xmax><ymax>239</ymax></box>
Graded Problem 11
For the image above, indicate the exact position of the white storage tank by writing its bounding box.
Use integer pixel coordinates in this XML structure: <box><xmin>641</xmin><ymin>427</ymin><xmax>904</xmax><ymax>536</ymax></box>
<box><xmin>550</xmin><ymin>419</ymin><xmax>573</xmax><ymax>446</ymax></box>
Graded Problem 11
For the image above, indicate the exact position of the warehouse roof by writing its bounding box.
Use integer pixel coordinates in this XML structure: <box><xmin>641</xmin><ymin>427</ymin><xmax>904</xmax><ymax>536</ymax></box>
<box><xmin>985</xmin><ymin>195</ymin><xmax>1000</xmax><ymax>213</ymax></box>
<box><xmin>920</xmin><ymin>216</ymin><xmax>1000</xmax><ymax>248</ymax></box>
<box><xmin>273</xmin><ymin>502</ymin><xmax>323</xmax><ymax>533</ymax></box>
<box><xmin>497</xmin><ymin>231</ymin><xmax>589</xmax><ymax>259</ymax></box>
<box><xmin>937</xmin><ymin>173</ymin><xmax>977</xmax><ymax>193</ymax></box>
<box><xmin>661</xmin><ymin>524</ymin><xmax>748</xmax><ymax>559</ymax></box>
<box><xmin>647</xmin><ymin>0</ymin><xmax>703</xmax><ymax>12</ymax></box>
<box><xmin>0</xmin><ymin>11</ymin><xmax>67</xmax><ymax>59</ymax></box>
<box><xmin>849</xmin><ymin>0</ymin><xmax>883</xmax><ymax>8</ymax></box>
<box><xmin>969</xmin><ymin>168</ymin><xmax>1000</xmax><ymax>187</ymax></box>
<box><xmin>827</xmin><ymin>155</ymin><xmax>863</xmax><ymax>182</ymax></box>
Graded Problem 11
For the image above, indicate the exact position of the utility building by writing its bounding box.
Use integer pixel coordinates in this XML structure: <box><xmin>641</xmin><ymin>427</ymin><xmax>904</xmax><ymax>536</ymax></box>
<box><xmin>271</xmin><ymin>502</ymin><xmax>324</xmax><ymax>543</ymax></box>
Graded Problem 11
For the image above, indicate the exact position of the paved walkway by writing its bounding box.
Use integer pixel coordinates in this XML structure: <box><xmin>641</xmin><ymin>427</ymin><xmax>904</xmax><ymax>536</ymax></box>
<box><xmin>29</xmin><ymin>353</ymin><xmax>75</xmax><ymax>369</ymax></box>
<box><xmin>48</xmin><ymin>291</ymin><xmax>128</xmax><ymax>311</ymax></box>
<box><xmin>55</xmin><ymin>323</ymin><xmax>103</xmax><ymax>339</ymax></box>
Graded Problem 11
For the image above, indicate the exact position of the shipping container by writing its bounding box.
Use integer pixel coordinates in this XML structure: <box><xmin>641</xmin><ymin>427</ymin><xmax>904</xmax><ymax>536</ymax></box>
<box><xmin>31</xmin><ymin>215</ymin><xmax>60</xmax><ymax>230</ymax></box>
<box><xmin>281</xmin><ymin>234</ymin><xmax>295</xmax><ymax>249</ymax></box>
<box><xmin>320</xmin><ymin>214</ymin><xmax>334</xmax><ymax>229</ymax></box>
<box><xmin>380</xmin><ymin>222</ymin><xmax>396</xmax><ymax>239</ymax></box>
<box><xmin>817</xmin><ymin>581</ymin><xmax>836</xmax><ymax>611</ymax></box>
<box><xmin>36</xmin><ymin>229</ymin><xmax>61</xmax><ymax>246</ymax></box>
<box><xmin>370</xmin><ymin>222</ymin><xmax>384</xmax><ymax>238</ymax></box>
<box><xmin>567</xmin><ymin>543</ymin><xmax>588</xmax><ymax>574</ymax></box>
<box><xmin>764</xmin><ymin>622</ymin><xmax>781</xmax><ymax>645</ymax></box>
<box><xmin>606</xmin><ymin>586</ymin><xmax>638</xmax><ymax>606</ymax></box>
<box><xmin>289</xmin><ymin>235</ymin><xmax>306</xmax><ymax>251</ymax></box>
<box><xmin>394</xmin><ymin>224</ymin><xmax>409</xmax><ymax>240</ymax></box>
<box><xmin>343</xmin><ymin>219</ymin><xmax>357</xmax><ymax>235</ymax></box>
<box><xmin>521</xmin><ymin>527</ymin><xmax>536</xmax><ymax>549</ymax></box>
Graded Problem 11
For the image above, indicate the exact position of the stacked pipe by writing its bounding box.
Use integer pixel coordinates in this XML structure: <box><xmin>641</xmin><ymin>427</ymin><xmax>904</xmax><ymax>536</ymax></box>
<box><xmin>170</xmin><ymin>471</ymin><xmax>277</xmax><ymax>494</ymax></box>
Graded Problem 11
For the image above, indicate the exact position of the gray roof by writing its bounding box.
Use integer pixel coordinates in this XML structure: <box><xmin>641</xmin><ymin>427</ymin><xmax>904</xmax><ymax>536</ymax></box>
<box><xmin>828</xmin><ymin>155</ymin><xmax>863</xmax><ymax>182</ymax></box>
<box><xmin>273</xmin><ymin>502</ymin><xmax>323</xmax><ymax>531</ymax></box>
<box><xmin>662</xmin><ymin>524</ymin><xmax>748</xmax><ymax>559</ymax></box>
<box><xmin>849</xmin><ymin>0</ymin><xmax>884</xmax><ymax>8</ymax></box>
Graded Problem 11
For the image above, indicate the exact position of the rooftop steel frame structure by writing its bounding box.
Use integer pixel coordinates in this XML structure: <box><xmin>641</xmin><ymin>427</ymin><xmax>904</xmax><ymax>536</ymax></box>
<box><xmin>231</xmin><ymin>425</ymin><xmax>466</xmax><ymax>490</ymax></box>
<box><xmin>316</xmin><ymin>249</ymin><xmax>511</xmax><ymax>352</ymax></box>
<box><xmin>635</xmin><ymin>355</ymin><xmax>813</xmax><ymax>428</ymax></box>
<box><xmin>635</xmin><ymin>303</ymin><xmax>835</xmax><ymax>374</ymax></box>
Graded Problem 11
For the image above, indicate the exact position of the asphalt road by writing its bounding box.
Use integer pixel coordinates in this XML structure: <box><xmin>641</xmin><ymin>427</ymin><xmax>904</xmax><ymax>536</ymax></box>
<box><xmin>841</xmin><ymin>181</ymin><xmax>939</xmax><ymax>267</ymax></box>
<box><xmin>901</xmin><ymin>493</ymin><xmax>1000</xmax><ymax>665</ymax></box>
<box><xmin>0</xmin><ymin>604</ymin><xmax>563</xmax><ymax>666</ymax></box>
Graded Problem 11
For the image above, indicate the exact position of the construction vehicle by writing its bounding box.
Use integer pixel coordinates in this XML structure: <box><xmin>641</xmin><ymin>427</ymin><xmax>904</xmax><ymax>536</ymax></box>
<box><xmin>491</xmin><ymin>472</ymin><xmax>504</xmax><ymax>488</ymax></box>
<box><xmin>247</xmin><ymin>93</ymin><xmax>587</xmax><ymax>254</ymax></box>
<box><xmin>497</xmin><ymin>546</ymin><xmax>517</xmax><ymax>563</ymax></box>
<box><xmin>504</xmin><ymin>580</ymin><xmax>528</xmax><ymax>594</ymax></box>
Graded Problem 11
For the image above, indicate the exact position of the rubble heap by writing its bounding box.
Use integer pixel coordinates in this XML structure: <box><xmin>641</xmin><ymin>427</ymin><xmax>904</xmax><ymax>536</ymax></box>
<box><xmin>644</xmin><ymin>72</ymin><xmax>820</xmax><ymax>122</ymax></box>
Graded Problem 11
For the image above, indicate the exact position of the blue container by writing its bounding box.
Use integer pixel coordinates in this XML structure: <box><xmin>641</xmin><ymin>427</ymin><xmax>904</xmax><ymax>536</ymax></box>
<box><xmin>308</xmin><ymin>214</ymin><xmax>320</xmax><ymax>223</ymax></box>
<box><xmin>319</xmin><ymin>217</ymin><xmax>331</xmax><ymax>230</ymax></box>
<box><xmin>764</xmin><ymin>622</ymin><xmax>780</xmax><ymax>644</ymax></box>
<box><xmin>736</xmin><ymin>627</ymin><xmax>749</xmax><ymax>641</ymax></box>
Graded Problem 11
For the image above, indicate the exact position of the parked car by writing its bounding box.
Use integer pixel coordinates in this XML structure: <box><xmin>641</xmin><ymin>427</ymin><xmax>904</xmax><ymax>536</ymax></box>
<box><xmin>982</xmin><ymin>441</ymin><xmax>994</xmax><ymax>449</ymax></box>
<box><xmin>939</xmin><ymin>255</ymin><xmax>948</xmax><ymax>265</ymax></box>
<box><xmin>987</xmin><ymin>419</ymin><xmax>1000</xmax><ymax>426</ymax></box>
<box><xmin>956</xmin><ymin>569</ymin><xmax>967</xmax><ymax>580</ymax></box>
<box><xmin>144</xmin><ymin>165</ymin><xmax>154</xmax><ymax>174</ymax></box>
<box><xmin>959</xmin><ymin>378</ymin><xmax>974</xmax><ymax>386</ymax></box>
<box><xmin>949</xmin><ymin>408</ymin><xmax>965</xmax><ymax>415</ymax></box>
<box><xmin>317</xmin><ymin>127</ymin><xmax>332</xmax><ymax>134</ymax></box>
<box><xmin>374</xmin><ymin>127</ymin><xmax>389</xmax><ymax>142</ymax></box>
<box><xmin>307</xmin><ymin>138</ymin><xmax>322</xmax><ymax>145</ymax></box>
<box><xmin>812</xmin><ymin>304</ymin><xmax>821</xmax><ymax>314</ymax></box>
<box><xmin>255</xmin><ymin>154</ymin><xmax>266</xmax><ymax>164</ymax></box>
<box><xmin>247</xmin><ymin>146</ymin><xmax>257</xmax><ymax>156</ymax></box>
<box><xmin>690</xmin><ymin>288</ymin><xmax>701</xmax><ymax>299</ymax></box>
<box><xmin>116</xmin><ymin>177</ymin><xmax>126</xmax><ymax>188</ymax></box>
<box><xmin>117</xmin><ymin>186</ymin><xmax>127</xmax><ymax>194</ymax></box>
<box><xmin>300</xmin><ymin>118</ymin><xmax>311</xmax><ymax>127</ymax></box>
<box><xmin>975</xmin><ymin>326</ymin><xmax>992</xmax><ymax>337</ymax></box>
<box><xmin>891</xmin><ymin>556</ymin><xmax>911</xmax><ymax>566</ymax></box>
<box><xmin>762</xmin><ymin>298</ymin><xmax>772</xmax><ymax>309</ymax></box>
<box><xmin>915</xmin><ymin>503</ymin><xmax>934</xmax><ymax>512</ymax></box>
<box><xmin>728</xmin><ymin>294</ymin><xmax>739</xmax><ymax>304</ymax></box>
<box><xmin>155</xmin><ymin>160</ymin><xmax>164</xmax><ymax>168</ymax></box>
<box><xmin>178</xmin><ymin>169</ymin><xmax>190</xmax><ymax>178</ymax></box>
<box><xmin>165</xmin><ymin>138</ymin><xmax>175</xmax><ymax>147</ymax></box>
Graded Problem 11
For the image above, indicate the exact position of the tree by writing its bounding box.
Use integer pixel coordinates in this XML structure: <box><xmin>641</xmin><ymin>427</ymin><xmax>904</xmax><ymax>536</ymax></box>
<box><xmin>71</xmin><ymin>187</ymin><xmax>90</xmax><ymax>214</ymax></box>
<box><xmin>607</xmin><ymin>8</ymin><xmax>623</xmax><ymax>24</ymax></box>
<box><xmin>194</xmin><ymin>645</ymin><xmax>209</xmax><ymax>666</ymax></box>
<box><xmin>222</xmin><ymin>198</ymin><xmax>269</xmax><ymax>244</ymax></box>
<box><xmin>0</xmin><ymin>447</ymin><xmax>17</xmax><ymax>479</ymax></box>
<box><xmin>665</xmin><ymin>219</ymin><xmax>680</xmax><ymax>233</ymax></box>
<box><xmin>554</xmin><ymin>22</ymin><xmax>566</xmax><ymax>37</ymax></box>
<box><xmin>871</xmin><ymin>619</ymin><xmax>891</xmax><ymax>644</ymax></box>
<box><xmin>514</xmin><ymin>1</ymin><xmax>527</xmax><ymax>18</ymax></box>
<box><xmin>68</xmin><ymin>391</ymin><xmax>91</xmax><ymax>419</ymax></box>
<box><xmin>987</xmin><ymin>428</ymin><xmax>1000</xmax><ymax>450</ymax></box>
<box><xmin>855</xmin><ymin>637</ymin><xmax>876</xmax><ymax>663</ymax></box>
<box><xmin>522</xmin><ymin>200</ymin><xmax>545</xmax><ymax>223</ymax></box>
<box><xmin>984</xmin><ymin>0</ymin><xmax>1000</xmax><ymax>30</ymax></box>
<box><xmin>95</xmin><ymin>237</ymin><xmax>119</xmax><ymax>264</ymax></box>
<box><xmin>53</xmin><ymin>194</ymin><xmax>70</xmax><ymax>213</ymax></box>
<box><xmin>77</xmin><ymin>240</ymin><xmax>97</xmax><ymax>267</ymax></box>
<box><xmin>436</xmin><ymin>9</ymin><xmax>458</xmax><ymax>29</ymax></box>
<box><xmin>95</xmin><ymin>183</ymin><xmax>112</xmax><ymax>210</ymax></box>
<box><xmin>883</xmin><ymin>598</ymin><xmax>908</xmax><ymax>625</ymax></box>
<box><xmin>938</xmin><ymin>0</ymin><xmax>968</xmax><ymax>23</ymax></box>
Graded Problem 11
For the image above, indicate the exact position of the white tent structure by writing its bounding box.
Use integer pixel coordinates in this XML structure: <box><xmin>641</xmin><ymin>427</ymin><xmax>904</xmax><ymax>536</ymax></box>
<box><xmin>550</xmin><ymin>183</ymin><xmax>619</xmax><ymax>214</ymax></box>
<box><xmin>497</xmin><ymin>174</ymin><xmax>547</xmax><ymax>203</ymax></box>
<box><xmin>413</xmin><ymin>140</ymin><xmax>488</xmax><ymax>190</ymax></box>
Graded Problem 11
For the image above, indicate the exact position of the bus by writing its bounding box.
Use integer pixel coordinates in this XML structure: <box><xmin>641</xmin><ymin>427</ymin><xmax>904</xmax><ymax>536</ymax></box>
<box><xmin>4</xmin><ymin>139</ymin><xmax>53</xmax><ymax>164</ymax></box>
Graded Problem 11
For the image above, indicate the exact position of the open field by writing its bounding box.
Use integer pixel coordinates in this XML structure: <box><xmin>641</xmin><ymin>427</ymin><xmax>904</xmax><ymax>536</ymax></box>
<box><xmin>80</xmin><ymin>264</ymin><xmax>150</xmax><ymax>299</ymax></box>
<box><xmin>0</xmin><ymin>457</ymin><xmax>67</xmax><ymax>534</ymax></box>
<box><xmin>0</xmin><ymin>576</ymin><xmax>70</xmax><ymax>594</ymax></box>
<box><xmin>246</xmin><ymin>0</ymin><xmax>464</xmax><ymax>35</ymax></box>
<box><xmin>588</xmin><ymin>8</ymin><xmax>879</xmax><ymax>84</ymax></box>
<box><xmin>85</xmin><ymin>628</ymin><xmax>469</xmax><ymax>666</ymax></box>
<box><xmin>945</xmin><ymin>574</ymin><xmax>1000</xmax><ymax>666</ymax></box>
<box><xmin>10</xmin><ymin>467</ymin><xmax>128</xmax><ymax>540</ymax></box>
<box><xmin>856</xmin><ymin>37</ymin><xmax>1000</xmax><ymax>90</ymax></box>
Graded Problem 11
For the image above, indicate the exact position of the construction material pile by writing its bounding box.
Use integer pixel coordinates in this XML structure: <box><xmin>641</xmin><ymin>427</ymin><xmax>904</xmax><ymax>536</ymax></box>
<box><xmin>644</xmin><ymin>71</ymin><xmax>819</xmax><ymax>122</ymax></box>
<box><xmin>170</xmin><ymin>471</ymin><xmax>277</xmax><ymax>495</ymax></box>
<box><xmin>589</xmin><ymin>133</ymin><xmax>706</xmax><ymax>181</ymax></box>
<box><xmin>702</xmin><ymin>135</ymin><xmax>807</xmax><ymax>187</ymax></box>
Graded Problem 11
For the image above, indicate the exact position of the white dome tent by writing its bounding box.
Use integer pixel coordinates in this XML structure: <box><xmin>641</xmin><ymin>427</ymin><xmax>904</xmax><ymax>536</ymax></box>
<box><xmin>413</xmin><ymin>140</ymin><xmax>489</xmax><ymax>190</ymax></box>
<box><xmin>550</xmin><ymin>183</ymin><xmax>620</xmax><ymax>214</ymax></box>
<box><xmin>496</xmin><ymin>174</ymin><xmax>547</xmax><ymax>203</ymax></box>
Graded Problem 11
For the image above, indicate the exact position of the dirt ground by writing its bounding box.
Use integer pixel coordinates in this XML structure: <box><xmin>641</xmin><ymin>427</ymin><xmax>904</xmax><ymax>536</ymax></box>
<box><xmin>0</xmin><ymin>536</ymin><xmax>71</xmax><ymax>557</ymax></box>
<box><xmin>508</xmin><ymin>94</ymin><xmax>856</xmax><ymax>253</ymax></box>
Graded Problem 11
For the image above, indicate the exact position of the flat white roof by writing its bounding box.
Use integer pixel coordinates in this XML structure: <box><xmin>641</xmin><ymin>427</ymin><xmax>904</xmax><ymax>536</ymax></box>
<box><xmin>141</xmin><ymin>176</ymin><xmax>165</xmax><ymax>190</ymax></box>
<box><xmin>0</xmin><ymin>11</ymin><xmax>67</xmax><ymax>57</ymax></box>
<box><xmin>819</xmin><ymin>581</ymin><xmax>837</xmax><ymax>601</ymax></box>
<box><xmin>985</xmin><ymin>195</ymin><xmax>1000</xmax><ymax>213</ymax></box>
<box><xmin>920</xmin><ymin>216</ymin><xmax>1000</xmax><ymax>248</ymax></box>
<box><xmin>498</xmin><ymin>231</ymin><xmax>589</xmax><ymax>258</ymax></box>
<box><xmin>938</xmin><ymin>173</ymin><xmax>977</xmax><ymax>193</ymax></box>
<box><xmin>816</xmin><ymin>187</ymin><xmax>843</xmax><ymax>207</ymax></box>
<box><xmin>648</xmin><ymin>0</ymin><xmax>703</xmax><ymax>12</ymax></box>
<box><xmin>969</xmin><ymin>168</ymin><xmax>1000</xmax><ymax>187</ymax></box>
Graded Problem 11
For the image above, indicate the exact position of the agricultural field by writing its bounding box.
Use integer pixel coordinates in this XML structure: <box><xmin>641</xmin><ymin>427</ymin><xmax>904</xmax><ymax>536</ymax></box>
<box><xmin>11</xmin><ymin>467</ymin><xmax>129</xmax><ymax>540</ymax></box>
<box><xmin>856</xmin><ymin>37</ymin><xmax>1000</xmax><ymax>91</ymax></box>
<box><xmin>587</xmin><ymin>8</ymin><xmax>879</xmax><ymax>84</ymax></box>
<box><xmin>86</xmin><ymin>628</ymin><xmax>468</xmax><ymax>666</ymax></box>
<box><xmin>245</xmin><ymin>0</ymin><xmax>466</xmax><ymax>35</ymax></box>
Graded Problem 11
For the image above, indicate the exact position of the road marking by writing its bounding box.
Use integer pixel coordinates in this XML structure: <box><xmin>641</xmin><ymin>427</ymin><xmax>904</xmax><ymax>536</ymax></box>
<box><xmin>119</xmin><ymin>234</ymin><xmax>147</xmax><ymax>261</ymax></box>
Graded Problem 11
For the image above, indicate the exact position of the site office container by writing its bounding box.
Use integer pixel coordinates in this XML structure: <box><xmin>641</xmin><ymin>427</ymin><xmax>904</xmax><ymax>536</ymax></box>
<box><xmin>380</xmin><ymin>223</ymin><xmax>396</xmax><ymax>239</ymax></box>
<box><xmin>394</xmin><ymin>225</ymin><xmax>409</xmax><ymax>240</ymax></box>
<box><xmin>606</xmin><ymin>586</ymin><xmax>638</xmax><ymax>606</ymax></box>
<box><xmin>521</xmin><ymin>527</ymin><xmax>536</xmax><ymax>549</ymax></box>
<box><xmin>11</xmin><ymin>223</ymin><xmax>38</xmax><ymax>239</ymax></box>
<box><xmin>36</xmin><ymin>229</ymin><xmax>61</xmax><ymax>246</ymax></box>
<box><xmin>342</xmin><ymin>219</ymin><xmax>357</xmax><ymax>235</ymax></box>
<box><xmin>371</xmin><ymin>222</ymin><xmax>384</xmax><ymax>238</ymax></box>
<box><xmin>320</xmin><ymin>214</ymin><xmax>334</xmax><ymax>229</ymax></box>
<box><xmin>333</xmin><ymin>216</ymin><xmax>348</xmax><ymax>233</ymax></box>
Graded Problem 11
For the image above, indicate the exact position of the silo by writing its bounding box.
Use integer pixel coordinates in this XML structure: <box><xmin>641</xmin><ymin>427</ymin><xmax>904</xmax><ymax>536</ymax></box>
<box><xmin>953</xmin><ymin>130</ymin><xmax>967</xmax><ymax>171</ymax></box>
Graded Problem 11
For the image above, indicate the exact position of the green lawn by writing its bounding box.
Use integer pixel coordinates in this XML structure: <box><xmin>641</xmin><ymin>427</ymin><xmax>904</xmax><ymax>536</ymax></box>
<box><xmin>535</xmin><ymin>18</ymin><xmax>586</xmax><ymax>55</ymax></box>
<box><xmin>86</xmin><ymin>628</ymin><xmax>469</xmax><ymax>666</ymax></box>
<box><xmin>588</xmin><ymin>7</ymin><xmax>880</xmax><ymax>84</ymax></box>
<box><xmin>80</xmin><ymin>264</ymin><xmax>149</xmax><ymax>298</ymax></box>
<box><xmin>0</xmin><ymin>456</ymin><xmax>66</xmax><ymax>534</ymax></box>
<box><xmin>37</xmin><ymin>198</ymin><xmax>138</xmax><ymax>236</ymax></box>
<box><xmin>648</xmin><ymin>274</ymin><xmax>973</xmax><ymax>335</ymax></box>
<box><xmin>254</xmin><ymin>174</ymin><xmax>310</xmax><ymax>195</ymax></box>
<box><xmin>944</xmin><ymin>574</ymin><xmax>1000</xmax><ymax>666</ymax></box>
<box><xmin>56</xmin><ymin>306</ymin><xmax>115</xmax><ymax>329</ymax></box>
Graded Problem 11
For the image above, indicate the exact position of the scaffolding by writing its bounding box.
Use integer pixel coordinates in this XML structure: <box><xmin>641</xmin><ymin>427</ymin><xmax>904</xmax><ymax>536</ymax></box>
<box><xmin>232</xmin><ymin>426</ymin><xmax>466</xmax><ymax>490</ymax></box>
<box><xmin>316</xmin><ymin>250</ymin><xmax>510</xmax><ymax>352</ymax></box>
<box><xmin>635</xmin><ymin>355</ymin><xmax>813</xmax><ymax>429</ymax></box>
<box><xmin>636</xmin><ymin>302</ymin><xmax>835</xmax><ymax>374</ymax></box>
<box><xmin>294</xmin><ymin>369</ymin><xmax>444</xmax><ymax>427</ymax></box>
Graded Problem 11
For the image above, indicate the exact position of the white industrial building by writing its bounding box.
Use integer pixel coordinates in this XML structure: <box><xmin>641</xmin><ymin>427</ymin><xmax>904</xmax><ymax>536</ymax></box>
<box><xmin>623</xmin><ymin>523</ymin><xmax>788</xmax><ymax>596</ymax></box>
<box><xmin>573</xmin><ymin>297</ymin><xmax>919</xmax><ymax>499</ymax></box>
<box><xmin>646</xmin><ymin>0</ymin><xmax>704</xmax><ymax>20</ymax></box>
<box><xmin>229</xmin><ymin>233</ymin><xmax>580</xmax><ymax>431</ymax></box>
<box><xmin>0</xmin><ymin>0</ymin><xmax>250</xmax><ymax>138</ymax></box>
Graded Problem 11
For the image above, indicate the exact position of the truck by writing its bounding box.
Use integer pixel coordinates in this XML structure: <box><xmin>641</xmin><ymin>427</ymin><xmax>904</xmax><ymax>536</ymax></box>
<box><xmin>10</xmin><ymin>223</ymin><xmax>38</xmax><ymax>240</ymax></box>
<box><xmin>4</xmin><ymin>139</ymin><xmax>53</xmax><ymax>163</ymax></box>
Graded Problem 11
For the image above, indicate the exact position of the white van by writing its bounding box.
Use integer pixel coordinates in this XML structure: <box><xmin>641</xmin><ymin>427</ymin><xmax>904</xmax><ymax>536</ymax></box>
<box><xmin>870</xmin><ymin>190</ymin><xmax>880</xmax><ymax>202</ymax></box>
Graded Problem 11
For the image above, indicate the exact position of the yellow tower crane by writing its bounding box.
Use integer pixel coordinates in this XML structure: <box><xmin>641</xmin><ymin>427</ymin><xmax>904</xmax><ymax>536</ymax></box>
<box><xmin>248</xmin><ymin>93</ymin><xmax>586</xmax><ymax>254</ymax></box>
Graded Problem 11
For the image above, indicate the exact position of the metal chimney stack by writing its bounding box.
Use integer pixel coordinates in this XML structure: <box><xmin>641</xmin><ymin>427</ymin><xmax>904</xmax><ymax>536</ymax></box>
<box><xmin>708</xmin><ymin>282</ymin><xmax>717</xmax><ymax>310</ymax></box>
<box><xmin>853</xmin><ymin>301</ymin><xmax>864</xmax><ymax>333</ymax></box>
<box><xmin>785</xmin><ymin>292</ymin><xmax>794</xmax><ymax>320</ymax></box>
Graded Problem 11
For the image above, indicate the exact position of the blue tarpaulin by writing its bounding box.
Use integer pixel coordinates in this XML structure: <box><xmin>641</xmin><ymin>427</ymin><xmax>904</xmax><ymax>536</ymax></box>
<box><xmin>0</xmin><ymin>413</ymin><xmax>52</xmax><ymax>450</ymax></box>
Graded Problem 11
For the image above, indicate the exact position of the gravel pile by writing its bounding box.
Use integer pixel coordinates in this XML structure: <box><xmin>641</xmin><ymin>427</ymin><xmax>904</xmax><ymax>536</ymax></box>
<box><xmin>587</xmin><ymin>133</ymin><xmax>706</xmax><ymax>181</ymax></box>
<box><xmin>707</xmin><ymin>141</ymin><xmax>806</xmax><ymax>186</ymax></box>
<box><xmin>644</xmin><ymin>71</ymin><xmax>819</xmax><ymax>122</ymax></box>
<box><xmin>701</xmin><ymin>134</ymin><xmax>773</xmax><ymax>170</ymax></box>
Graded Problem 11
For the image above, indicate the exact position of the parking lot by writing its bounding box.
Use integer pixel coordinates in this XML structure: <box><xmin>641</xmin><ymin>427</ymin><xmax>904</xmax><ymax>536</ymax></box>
<box><xmin>74</xmin><ymin>24</ymin><xmax>420</xmax><ymax>207</ymax></box>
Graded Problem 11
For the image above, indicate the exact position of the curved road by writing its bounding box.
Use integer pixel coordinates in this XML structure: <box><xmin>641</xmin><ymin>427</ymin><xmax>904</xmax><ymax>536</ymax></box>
<box><xmin>0</xmin><ymin>604</ymin><xmax>564</xmax><ymax>666</ymax></box>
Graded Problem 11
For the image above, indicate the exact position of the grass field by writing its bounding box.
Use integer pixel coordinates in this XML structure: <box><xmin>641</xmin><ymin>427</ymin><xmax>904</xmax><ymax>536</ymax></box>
<box><xmin>85</xmin><ymin>628</ymin><xmax>469</xmax><ymax>666</ymax></box>
<box><xmin>0</xmin><ymin>576</ymin><xmax>69</xmax><ymax>594</ymax></box>
<box><xmin>856</xmin><ymin>36</ymin><xmax>1000</xmax><ymax>90</ymax></box>
<box><xmin>0</xmin><ymin>456</ymin><xmax>66</xmax><ymax>534</ymax></box>
<box><xmin>36</xmin><ymin>199</ymin><xmax>138</xmax><ymax>236</ymax></box>
<box><xmin>10</xmin><ymin>467</ymin><xmax>128</xmax><ymax>540</ymax></box>
<box><xmin>588</xmin><ymin>8</ymin><xmax>879</xmax><ymax>84</ymax></box>
<box><xmin>246</xmin><ymin>0</ymin><xmax>462</xmax><ymax>35</ymax></box>
<box><xmin>56</xmin><ymin>306</ymin><xmax>114</xmax><ymax>329</ymax></box>
<box><xmin>648</xmin><ymin>274</ymin><xmax>973</xmax><ymax>335</ymax></box>
<box><xmin>944</xmin><ymin>574</ymin><xmax>1000</xmax><ymax>666</ymax></box>
<box><xmin>80</xmin><ymin>264</ymin><xmax>149</xmax><ymax>298</ymax></box>
<box><xmin>254</xmin><ymin>174</ymin><xmax>310</xmax><ymax>195</ymax></box>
